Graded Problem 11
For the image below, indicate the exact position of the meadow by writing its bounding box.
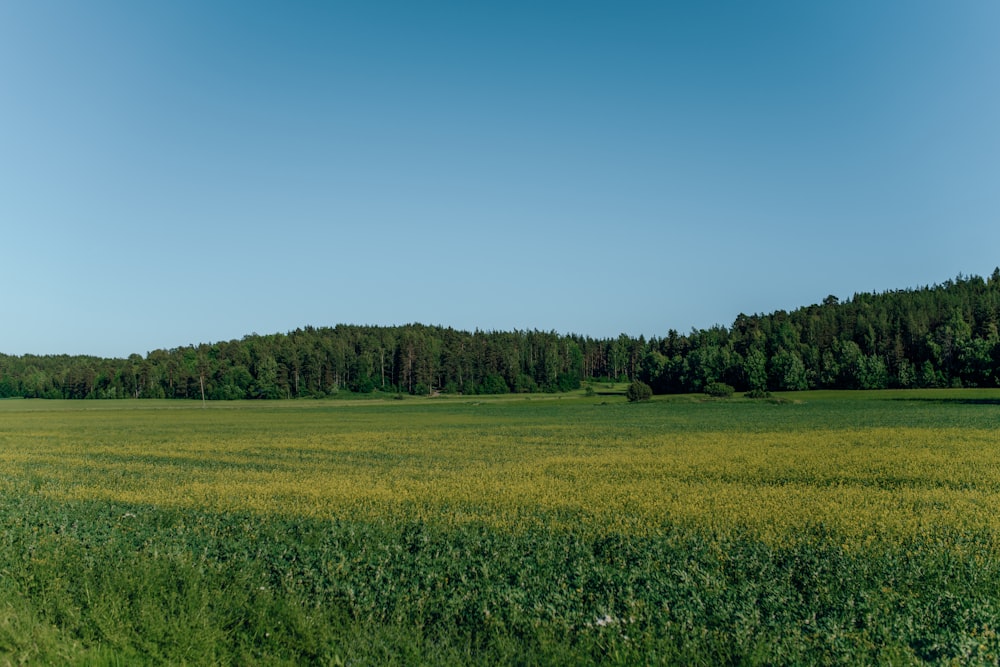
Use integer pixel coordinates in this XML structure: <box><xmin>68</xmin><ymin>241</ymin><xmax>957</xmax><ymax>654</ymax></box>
<box><xmin>1</xmin><ymin>390</ymin><xmax>999</xmax><ymax>665</ymax></box>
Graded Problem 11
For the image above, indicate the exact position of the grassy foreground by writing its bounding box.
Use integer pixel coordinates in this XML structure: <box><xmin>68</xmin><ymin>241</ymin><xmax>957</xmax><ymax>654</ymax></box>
<box><xmin>1</xmin><ymin>391</ymin><xmax>999</xmax><ymax>664</ymax></box>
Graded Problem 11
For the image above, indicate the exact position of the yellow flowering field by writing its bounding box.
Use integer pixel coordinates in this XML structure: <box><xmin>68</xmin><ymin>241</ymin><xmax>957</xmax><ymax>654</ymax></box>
<box><xmin>3</xmin><ymin>392</ymin><xmax>998</xmax><ymax>546</ymax></box>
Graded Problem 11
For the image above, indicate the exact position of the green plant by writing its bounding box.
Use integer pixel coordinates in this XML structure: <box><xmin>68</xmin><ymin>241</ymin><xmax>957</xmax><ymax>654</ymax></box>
<box><xmin>705</xmin><ymin>381</ymin><xmax>735</xmax><ymax>398</ymax></box>
<box><xmin>625</xmin><ymin>380</ymin><xmax>653</xmax><ymax>402</ymax></box>
<box><xmin>744</xmin><ymin>388</ymin><xmax>772</xmax><ymax>399</ymax></box>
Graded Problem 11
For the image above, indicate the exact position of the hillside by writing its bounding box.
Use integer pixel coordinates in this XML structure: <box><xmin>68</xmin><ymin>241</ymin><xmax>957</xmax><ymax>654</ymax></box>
<box><xmin>2</xmin><ymin>270</ymin><xmax>998</xmax><ymax>399</ymax></box>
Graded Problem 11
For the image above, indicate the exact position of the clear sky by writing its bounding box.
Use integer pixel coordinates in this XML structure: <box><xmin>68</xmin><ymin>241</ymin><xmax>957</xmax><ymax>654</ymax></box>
<box><xmin>2</xmin><ymin>2</ymin><xmax>999</xmax><ymax>358</ymax></box>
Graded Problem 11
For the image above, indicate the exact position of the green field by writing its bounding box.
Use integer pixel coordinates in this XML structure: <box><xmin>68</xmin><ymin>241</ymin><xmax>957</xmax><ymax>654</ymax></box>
<box><xmin>1</xmin><ymin>391</ymin><xmax>999</xmax><ymax>665</ymax></box>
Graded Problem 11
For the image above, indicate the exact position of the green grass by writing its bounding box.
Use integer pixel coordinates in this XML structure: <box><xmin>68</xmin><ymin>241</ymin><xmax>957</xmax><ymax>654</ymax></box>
<box><xmin>1</xmin><ymin>391</ymin><xmax>999</xmax><ymax>664</ymax></box>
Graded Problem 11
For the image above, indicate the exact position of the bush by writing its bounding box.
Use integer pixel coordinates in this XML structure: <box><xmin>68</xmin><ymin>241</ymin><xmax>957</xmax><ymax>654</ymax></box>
<box><xmin>513</xmin><ymin>374</ymin><xmax>538</xmax><ymax>393</ymax></box>
<box><xmin>351</xmin><ymin>375</ymin><xmax>375</xmax><ymax>394</ymax></box>
<box><xmin>744</xmin><ymin>388</ymin><xmax>772</xmax><ymax>399</ymax></box>
<box><xmin>477</xmin><ymin>374</ymin><xmax>509</xmax><ymax>395</ymax></box>
<box><xmin>704</xmin><ymin>382</ymin><xmax>734</xmax><ymax>398</ymax></box>
<box><xmin>625</xmin><ymin>380</ymin><xmax>653</xmax><ymax>402</ymax></box>
<box><xmin>556</xmin><ymin>372</ymin><xmax>581</xmax><ymax>392</ymax></box>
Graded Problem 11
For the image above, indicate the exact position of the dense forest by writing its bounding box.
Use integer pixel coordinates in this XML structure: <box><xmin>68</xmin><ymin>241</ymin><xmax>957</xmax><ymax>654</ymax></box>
<box><xmin>2</xmin><ymin>271</ymin><xmax>999</xmax><ymax>400</ymax></box>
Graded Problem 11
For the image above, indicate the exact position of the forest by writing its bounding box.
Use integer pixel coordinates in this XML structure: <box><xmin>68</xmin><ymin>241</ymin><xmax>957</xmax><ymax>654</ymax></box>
<box><xmin>2</xmin><ymin>270</ymin><xmax>999</xmax><ymax>400</ymax></box>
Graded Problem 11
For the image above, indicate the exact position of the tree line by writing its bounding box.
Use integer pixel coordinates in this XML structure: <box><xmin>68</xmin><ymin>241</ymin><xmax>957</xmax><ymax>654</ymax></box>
<box><xmin>2</xmin><ymin>270</ymin><xmax>999</xmax><ymax>400</ymax></box>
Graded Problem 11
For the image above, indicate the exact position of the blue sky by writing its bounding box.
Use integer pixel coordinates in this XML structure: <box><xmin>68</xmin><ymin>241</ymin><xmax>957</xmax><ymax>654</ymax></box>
<box><xmin>2</xmin><ymin>2</ymin><xmax>999</xmax><ymax>358</ymax></box>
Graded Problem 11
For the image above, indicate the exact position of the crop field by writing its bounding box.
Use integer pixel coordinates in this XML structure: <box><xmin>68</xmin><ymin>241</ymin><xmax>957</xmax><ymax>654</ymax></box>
<box><xmin>1</xmin><ymin>391</ymin><xmax>999</xmax><ymax>665</ymax></box>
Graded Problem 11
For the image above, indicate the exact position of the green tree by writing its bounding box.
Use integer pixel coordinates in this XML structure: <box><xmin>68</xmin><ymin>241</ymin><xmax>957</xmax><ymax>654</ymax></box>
<box><xmin>252</xmin><ymin>354</ymin><xmax>283</xmax><ymax>399</ymax></box>
<box><xmin>857</xmin><ymin>354</ymin><xmax>888</xmax><ymax>389</ymax></box>
<box><xmin>742</xmin><ymin>347</ymin><xmax>768</xmax><ymax>391</ymax></box>
<box><xmin>918</xmin><ymin>360</ymin><xmax>940</xmax><ymax>388</ymax></box>
<box><xmin>957</xmin><ymin>337</ymin><xmax>995</xmax><ymax>387</ymax></box>
<box><xmin>770</xmin><ymin>349</ymin><xmax>808</xmax><ymax>391</ymax></box>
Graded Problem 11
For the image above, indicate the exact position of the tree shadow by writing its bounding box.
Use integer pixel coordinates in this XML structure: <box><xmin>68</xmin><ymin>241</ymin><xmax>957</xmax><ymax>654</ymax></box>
<box><xmin>892</xmin><ymin>397</ymin><xmax>1000</xmax><ymax>406</ymax></box>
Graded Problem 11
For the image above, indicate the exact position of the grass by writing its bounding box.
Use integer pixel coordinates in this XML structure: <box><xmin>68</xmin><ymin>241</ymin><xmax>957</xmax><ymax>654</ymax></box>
<box><xmin>0</xmin><ymin>391</ymin><xmax>999</xmax><ymax>664</ymax></box>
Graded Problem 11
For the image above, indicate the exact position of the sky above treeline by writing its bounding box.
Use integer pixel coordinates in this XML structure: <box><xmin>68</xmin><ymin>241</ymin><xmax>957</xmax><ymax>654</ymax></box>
<box><xmin>2</xmin><ymin>2</ymin><xmax>999</xmax><ymax>358</ymax></box>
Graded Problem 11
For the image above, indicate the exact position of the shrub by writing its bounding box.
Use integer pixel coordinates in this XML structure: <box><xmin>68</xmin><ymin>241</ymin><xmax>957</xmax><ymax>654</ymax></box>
<box><xmin>556</xmin><ymin>372</ymin><xmax>581</xmax><ymax>392</ymax></box>
<box><xmin>513</xmin><ymin>374</ymin><xmax>538</xmax><ymax>393</ymax></box>
<box><xmin>626</xmin><ymin>380</ymin><xmax>653</xmax><ymax>402</ymax></box>
<box><xmin>352</xmin><ymin>375</ymin><xmax>375</xmax><ymax>394</ymax></box>
<box><xmin>744</xmin><ymin>388</ymin><xmax>772</xmax><ymax>399</ymax></box>
<box><xmin>705</xmin><ymin>382</ymin><xmax>734</xmax><ymax>398</ymax></box>
<box><xmin>477</xmin><ymin>373</ymin><xmax>509</xmax><ymax>395</ymax></box>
